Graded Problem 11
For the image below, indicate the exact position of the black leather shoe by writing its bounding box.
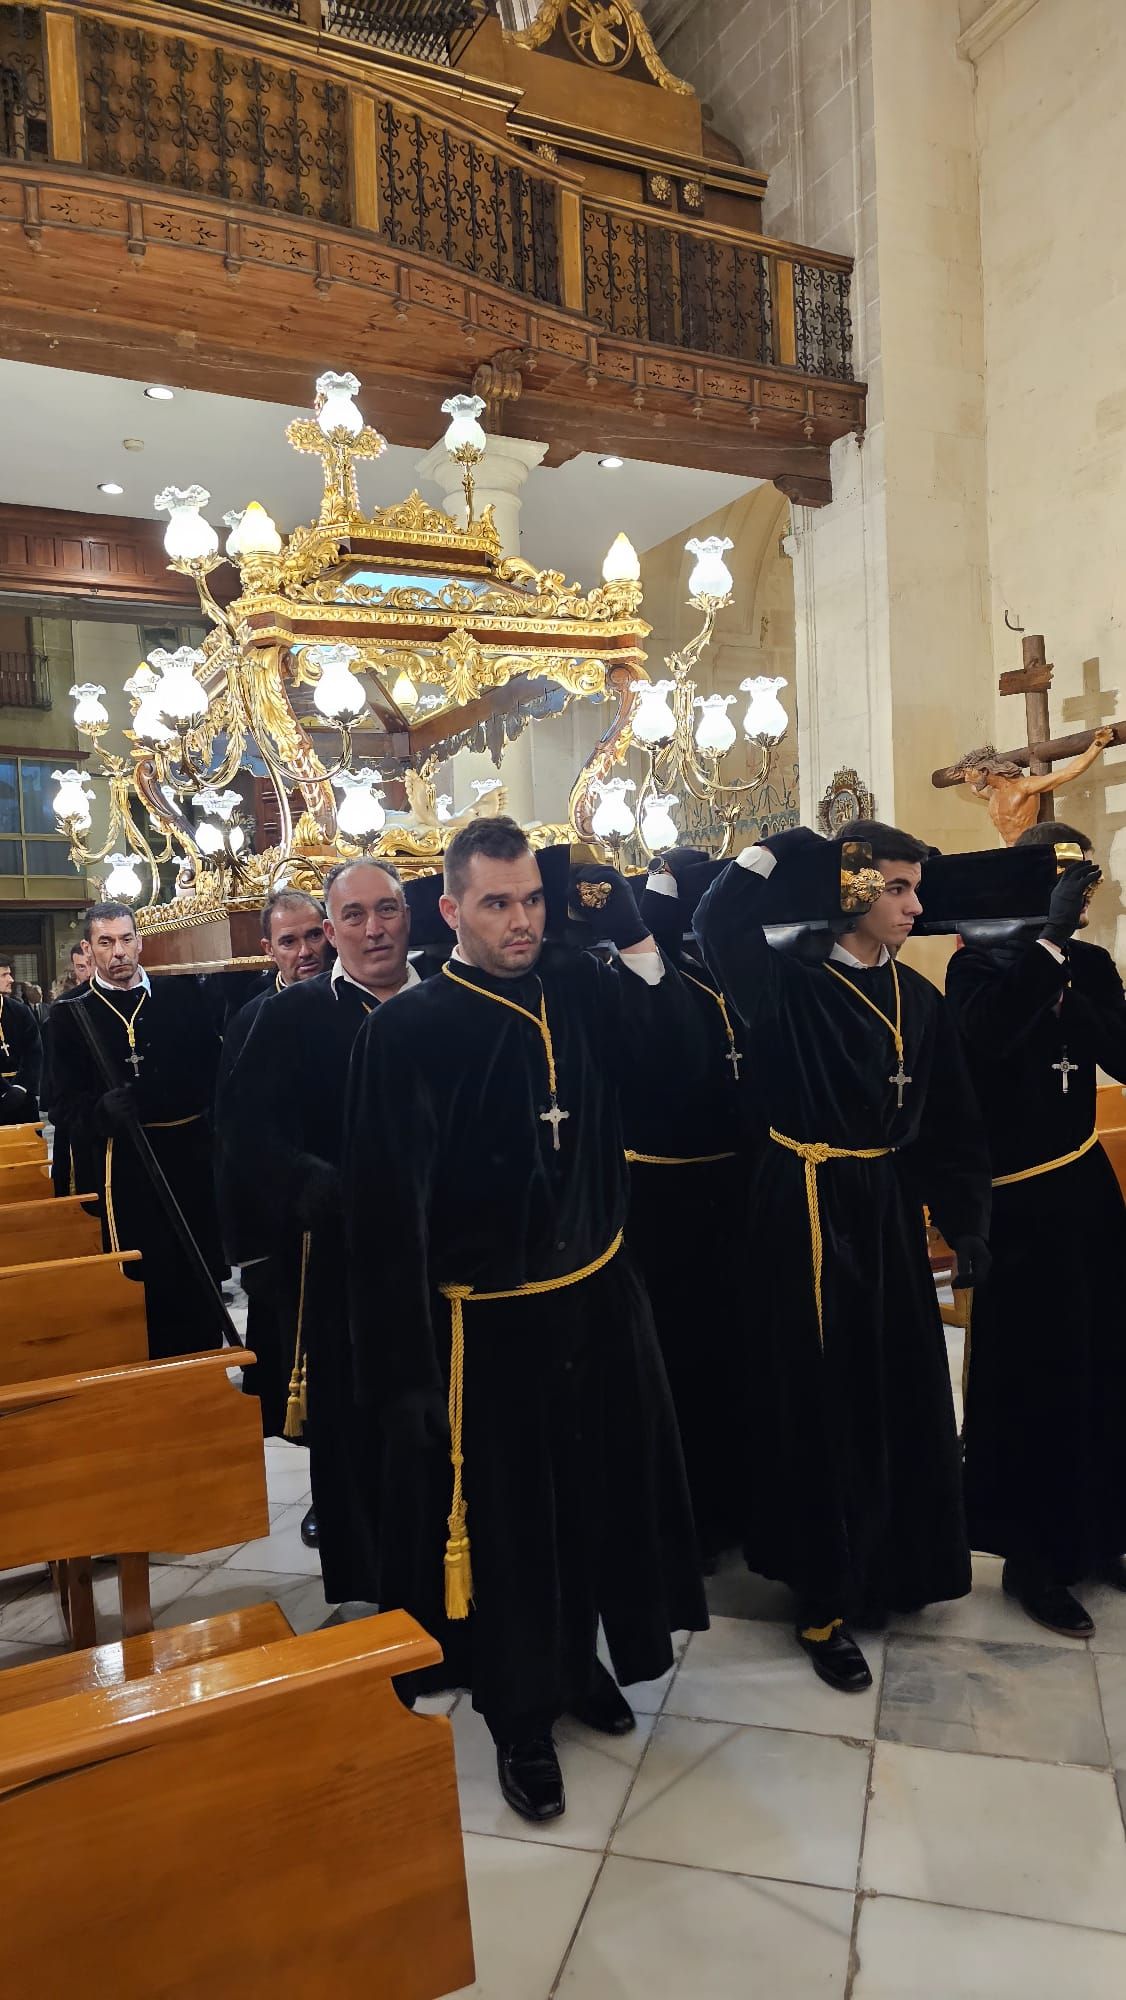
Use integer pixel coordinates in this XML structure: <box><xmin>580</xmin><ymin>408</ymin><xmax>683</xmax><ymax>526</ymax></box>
<box><xmin>300</xmin><ymin>1505</ymin><xmax>318</xmax><ymax>1548</ymax></box>
<box><xmin>497</xmin><ymin>1736</ymin><xmax>565</xmax><ymax>1823</ymax></box>
<box><xmin>1003</xmin><ymin>1562</ymin><xmax>1094</xmax><ymax>1637</ymax></box>
<box><xmin>1095</xmin><ymin>1556</ymin><xmax>1126</xmax><ymax>1593</ymax></box>
<box><xmin>796</xmin><ymin>1621</ymin><xmax>873</xmax><ymax>1692</ymax></box>
<box><xmin>568</xmin><ymin>1660</ymin><xmax>636</xmax><ymax>1736</ymax></box>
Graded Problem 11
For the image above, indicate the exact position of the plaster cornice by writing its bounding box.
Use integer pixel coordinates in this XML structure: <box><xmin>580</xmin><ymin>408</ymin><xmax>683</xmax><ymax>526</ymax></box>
<box><xmin>957</xmin><ymin>0</ymin><xmax>1042</xmax><ymax>64</ymax></box>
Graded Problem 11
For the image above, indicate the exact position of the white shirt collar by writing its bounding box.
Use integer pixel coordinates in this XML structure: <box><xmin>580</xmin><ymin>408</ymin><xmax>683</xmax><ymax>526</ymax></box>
<box><xmin>830</xmin><ymin>940</ymin><xmax>889</xmax><ymax>970</ymax></box>
<box><xmin>93</xmin><ymin>967</ymin><xmax>151</xmax><ymax>994</ymax></box>
<box><xmin>330</xmin><ymin>957</ymin><xmax>420</xmax><ymax>1001</ymax></box>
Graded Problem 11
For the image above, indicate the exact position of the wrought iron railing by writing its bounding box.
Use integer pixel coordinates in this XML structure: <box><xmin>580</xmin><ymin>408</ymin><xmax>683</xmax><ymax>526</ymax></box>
<box><xmin>794</xmin><ymin>261</ymin><xmax>853</xmax><ymax>382</ymax></box>
<box><xmin>0</xmin><ymin>651</ymin><xmax>52</xmax><ymax>710</ymax></box>
<box><xmin>0</xmin><ymin>3</ymin><xmax>46</xmax><ymax>160</ymax></box>
<box><xmin>378</xmin><ymin>97</ymin><xmax>559</xmax><ymax>303</ymax></box>
<box><xmin>325</xmin><ymin>1</ymin><xmax>487</xmax><ymax>65</ymax></box>
<box><xmin>582</xmin><ymin>202</ymin><xmax>773</xmax><ymax>366</ymax></box>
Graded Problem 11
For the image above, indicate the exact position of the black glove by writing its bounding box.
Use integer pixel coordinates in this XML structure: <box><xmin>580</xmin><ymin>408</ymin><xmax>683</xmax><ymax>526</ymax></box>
<box><xmin>1042</xmin><ymin>861</ymin><xmax>1101</xmax><ymax>945</ymax></box>
<box><xmin>648</xmin><ymin>846</ymin><xmax>710</xmax><ymax>887</ymax></box>
<box><xmin>952</xmin><ymin>1234</ymin><xmax>991</xmax><ymax>1289</ymax></box>
<box><xmin>1</xmin><ymin>1081</ymin><xmax>27</xmax><ymax>1105</ymax></box>
<box><xmin>569</xmin><ymin>864</ymin><xmax>649</xmax><ymax>950</ymax></box>
<box><xmin>293</xmin><ymin>1155</ymin><xmax>341</xmax><ymax>1231</ymax></box>
<box><xmin>758</xmin><ymin>826</ymin><xmax>825</xmax><ymax>861</ymax></box>
<box><xmin>382</xmin><ymin>1387</ymin><xmax>450</xmax><ymax>1453</ymax></box>
<box><xmin>94</xmin><ymin>1085</ymin><xmax>138</xmax><ymax>1136</ymax></box>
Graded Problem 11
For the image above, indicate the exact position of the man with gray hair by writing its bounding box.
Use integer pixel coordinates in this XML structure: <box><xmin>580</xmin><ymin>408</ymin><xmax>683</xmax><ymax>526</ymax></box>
<box><xmin>220</xmin><ymin>858</ymin><xmax>418</xmax><ymax>1604</ymax></box>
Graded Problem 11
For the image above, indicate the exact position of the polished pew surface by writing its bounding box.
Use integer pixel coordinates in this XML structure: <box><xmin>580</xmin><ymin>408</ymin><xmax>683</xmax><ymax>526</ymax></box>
<box><xmin>0</xmin><ymin>1123</ymin><xmax>45</xmax><ymax>1151</ymax></box>
<box><xmin>0</xmin><ymin>1193</ymin><xmax>103</xmax><ymax>1268</ymax></box>
<box><xmin>0</xmin><ymin>1602</ymin><xmax>292</xmax><ymax>1719</ymax></box>
<box><xmin>0</xmin><ymin>1612</ymin><xmax>475</xmax><ymax>2000</ymax></box>
<box><xmin>0</xmin><ymin>1351</ymin><xmax>269</xmax><ymax>1571</ymax></box>
<box><xmin>0</xmin><ymin>1252</ymin><xmax>146</xmax><ymax>1383</ymax></box>
<box><xmin>0</xmin><ymin>1159</ymin><xmax>54</xmax><ymax>1203</ymax></box>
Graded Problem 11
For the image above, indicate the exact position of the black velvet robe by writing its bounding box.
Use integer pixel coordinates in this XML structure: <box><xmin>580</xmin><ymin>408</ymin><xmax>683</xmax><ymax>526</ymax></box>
<box><xmin>47</xmin><ymin>978</ymin><xmax>225</xmax><ymax>1359</ymax></box>
<box><xmin>0</xmin><ymin>992</ymin><xmax>42</xmax><ymax>1126</ymax></box>
<box><xmin>948</xmin><ymin>936</ymin><xmax>1126</xmax><ymax>1578</ymax></box>
<box><xmin>612</xmin><ymin>946</ymin><xmax>749</xmax><ymax>1560</ymax></box>
<box><xmin>215</xmin><ymin>975</ymin><xmax>291</xmax><ymax>1440</ymax></box>
<box><xmin>344</xmin><ymin>946</ymin><xmax>707</xmax><ymax>1727</ymax></box>
<box><xmin>222</xmin><ymin>971</ymin><xmax>385</xmax><ymax>1602</ymax></box>
<box><xmin>44</xmin><ymin>984</ymin><xmax>98</xmax><ymax>1197</ymax></box>
<box><xmin>695</xmin><ymin>860</ymin><xmax>990</xmax><ymax>1619</ymax></box>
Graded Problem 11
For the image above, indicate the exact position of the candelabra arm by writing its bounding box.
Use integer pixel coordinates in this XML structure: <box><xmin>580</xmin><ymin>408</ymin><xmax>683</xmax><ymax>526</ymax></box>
<box><xmin>168</xmin><ymin>555</ymin><xmax>235</xmax><ymax>638</ymax></box>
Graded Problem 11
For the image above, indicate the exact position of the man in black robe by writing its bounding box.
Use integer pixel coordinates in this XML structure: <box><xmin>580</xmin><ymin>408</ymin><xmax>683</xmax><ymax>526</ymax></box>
<box><xmin>344</xmin><ymin>819</ymin><xmax>706</xmax><ymax>1825</ymax></box>
<box><xmin>570</xmin><ymin>852</ymin><xmax>748</xmax><ymax>1563</ymax></box>
<box><xmin>0</xmin><ymin>955</ymin><xmax>43</xmax><ymax>1128</ymax></box>
<box><xmin>222</xmin><ymin>859</ymin><xmax>419</xmax><ymax>1608</ymax></box>
<box><xmin>215</xmin><ymin>889</ymin><xmax>330</xmax><ymax>1481</ymax></box>
<box><xmin>46</xmin><ymin>902</ymin><xmax>225</xmax><ymax>1359</ymax></box>
<box><xmin>694</xmin><ymin>822</ymin><xmax>991</xmax><ymax>1691</ymax></box>
<box><xmin>46</xmin><ymin>940</ymin><xmax>93</xmax><ymax>1197</ymax></box>
<box><xmin>948</xmin><ymin>822</ymin><xmax>1126</xmax><ymax>1636</ymax></box>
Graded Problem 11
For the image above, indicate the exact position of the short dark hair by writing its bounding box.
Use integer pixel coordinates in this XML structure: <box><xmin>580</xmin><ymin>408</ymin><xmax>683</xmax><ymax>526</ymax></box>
<box><xmin>69</xmin><ymin>941</ymin><xmax>87</xmax><ymax>963</ymax></box>
<box><xmin>0</xmin><ymin>955</ymin><xmax>12</xmax><ymax>972</ymax></box>
<box><xmin>260</xmin><ymin>888</ymin><xmax>324</xmax><ymax>937</ymax></box>
<box><xmin>83</xmin><ymin>901</ymin><xmax>137</xmax><ymax>941</ymax></box>
<box><xmin>444</xmin><ymin>815</ymin><xmax>532</xmax><ymax>899</ymax></box>
<box><xmin>323</xmin><ymin>856</ymin><xmax>403</xmax><ymax>911</ymax></box>
<box><xmin>1015</xmin><ymin>819</ymin><xmax>1092</xmax><ymax>853</ymax></box>
<box><xmin>831</xmin><ymin>818</ymin><xmax>931</xmax><ymax>865</ymax></box>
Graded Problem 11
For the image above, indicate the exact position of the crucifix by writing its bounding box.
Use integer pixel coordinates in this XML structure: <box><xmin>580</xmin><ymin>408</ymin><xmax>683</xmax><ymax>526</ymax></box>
<box><xmin>1052</xmin><ymin>1053</ymin><xmax>1079</xmax><ymax>1095</ymax></box>
<box><xmin>725</xmin><ymin>1045</ymin><xmax>742</xmax><ymax>1083</ymax></box>
<box><xmin>931</xmin><ymin>630</ymin><xmax>1120</xmax><ymax>845</ymax></box>
<box><xmin>540</xmin><ymin>1098</ymin><xmax>569</xmax><ymax>1150</ymax></box>
<box><xmin>126</xmin><ymin>1047</ymin><xmax>144</xmax><ymax>1078</ymax></box>
<box><xmin>889</xmin><ymin>1057</ymin><xmax>912</xmax><ymax>1110</ymax></box>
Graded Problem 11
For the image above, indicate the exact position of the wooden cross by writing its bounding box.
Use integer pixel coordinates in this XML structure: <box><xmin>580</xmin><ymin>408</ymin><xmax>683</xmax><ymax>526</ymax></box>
<box><xmin>1052</xmin><ymin>1053</ymin><xmax>1079</xmax><ymax>1095</ymax></box>
<box><xmin>540</xmin><ymin>1099</ymin><xmax>570</xmax><ymax>1151</ymax></box>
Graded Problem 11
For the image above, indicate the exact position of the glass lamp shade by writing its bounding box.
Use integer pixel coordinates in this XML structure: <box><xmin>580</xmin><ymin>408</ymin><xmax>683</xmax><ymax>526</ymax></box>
<box><xmin>441</xmin><ymin>392</ymin><xmax>487</xmax><ymax>457</ymax></box>
<box><xmin>602</xmin><ymin>533</ymin><xmax>642</xmax><ymax>586</ymax></box>
<box><xmin>631</xmin><ymin>678</ymin><xmax>677</xmax><ymax>746</ymax></box>
<box><xmin>334</xmin><ymin>768</ymin><xmax>386</xmax><ymax>840</ymax></box>
<box><xmin>130</xmin><ymin>692</ymin><xmax>176</xmax><ymax>745</ymax></box>
<box><xmin>229</xmin><ymin>824</ymin><xmax>246</xmax><ymax>854</ymax></box>
<box><xmin>149</xmin><ymin>646</ymin><xmax>209</xmax><ymax>731</ymax></box>
<box><xmin>739</xmin><ymin>675</ymin><xmax>789</xmax><ymax>743</ymax></box>
<box><xmin>590</xmin><ymin>776</ymin><xmax>637</xmax><ymax>841</ymax></box>
<box><xmin>436</xmin><ymin>794</ymin><xmax>455</xmax><ymax>822</ymax></box>
<box><xmin>70</xmin><ymin>682</ymin><xmax>109</xmax><ymax>730</ymax></box>
<box><xmin>52</xmin><ymin>768</ymin><xmax>94</xmax><ymax>829</ymax></box>
<box><xmin>391</xmin><ymin>668</ymin><xmax>419</xmax><ymax>710</ymax></box>
<box><xmin>194</xmin><ymin>819</ymin><xmax>224</xmax><ymax>856</ymax></box>
<box><xmin>315</xmin><ymin>370</ymin><xmax>364</xmax><ymax>438</ymax></box>
<box><xmin>196</xmin><ymin>787</ymin><xmax>241</xmax><ymax>823</ymax></box>
<box><xmin>686</xmin><ymin>535</ymin><xmax>735</xmax><ymax>600</ymax></box>
<box><xmin>693</xmin><ymin>693</ymin><xmax>737</xmax><ymax>755</ymax></box>
<box><xmin>640</xmin><ymin>795</ymin><xmax>680</xmax><ymax>851</ymax></box>
<box><xmin>307</xmin><ymin>643</ymin><xmax>367</xmax><ymax>724</ymax></box>
<box><xmin>103</xmin><ymin>852</ymin><xmax>143</xmax><ymax>901</ymax></box>
<box><xmin>155</xmin><ymin>485</ymin><xmax>219</xmax><ymax>561</ymax></box>
<box><xmin>224</xmin><ymin>502</ymin><xmax>281</xmax><ymax>558</ymax></box>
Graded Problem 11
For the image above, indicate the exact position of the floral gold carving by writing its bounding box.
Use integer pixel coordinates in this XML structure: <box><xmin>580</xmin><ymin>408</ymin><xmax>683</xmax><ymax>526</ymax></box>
<box><xmin>505</xmin><ymin>0</ymin><xmax>694</xmax><ymax>95</ymax></box>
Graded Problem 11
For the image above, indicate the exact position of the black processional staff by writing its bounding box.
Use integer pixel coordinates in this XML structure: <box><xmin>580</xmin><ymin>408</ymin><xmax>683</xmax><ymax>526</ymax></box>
<box><xmin>72</xmin><ymin>998</ymin><xmax>245</xmax><ymax>1351</ymax></box>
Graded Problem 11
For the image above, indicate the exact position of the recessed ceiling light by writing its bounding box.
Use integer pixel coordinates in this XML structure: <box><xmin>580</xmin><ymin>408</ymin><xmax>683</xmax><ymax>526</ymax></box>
<box><xmin>145</xmin><ymin>384</ymin><xmax>175</xmax><ymax>401</ymax></box>
<box><xmin>599</xmin><ymin>455</ymin><xmax>625</xmax><ymax>470</ymax></box>
<box><xmin>98</xmin><ymin>481</ymin><xmax>124</xmax><ymax>496</ymax></box>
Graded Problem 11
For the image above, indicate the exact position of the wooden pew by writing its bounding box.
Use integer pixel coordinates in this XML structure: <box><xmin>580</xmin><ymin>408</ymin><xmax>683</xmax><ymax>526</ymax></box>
<box><xmin>0</xmin><ymin>1159</ymin><xmax>54</xmax><ymax>1204</ymax></box>
<box><xmin>0</xmin><ymin>1193</ymin><xmax>103</xmax><ymax>1267</ymax></box>
<box><xmin>0</xmin><ymin>1252</ymin><xmax>146</xmax><ymax>1384</ymax></box>
<box><xmin>0</xmin><ymin>1351</ymin><xmax>268</xmax><ymax>1647</ymax></box>
<box><xmin>0</xmin><ymin>1613</ymin><xmax>475</xmax><ymax>2000</ymax></box>
<box><xmin>0</xmin><ymin>1122</ymin><xmax>45</xmax><ymax>1152</ymax></box>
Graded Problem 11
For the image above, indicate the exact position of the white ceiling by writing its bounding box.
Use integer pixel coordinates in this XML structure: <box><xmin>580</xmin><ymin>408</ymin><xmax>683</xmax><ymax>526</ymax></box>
<box><xmin>0</xmin><ymin>359</ymin><xmax>759</xmax><ymax>587</ymax></box>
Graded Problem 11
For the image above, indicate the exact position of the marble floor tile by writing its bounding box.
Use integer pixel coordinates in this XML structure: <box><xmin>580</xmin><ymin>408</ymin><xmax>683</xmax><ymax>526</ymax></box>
<box><xmin>220</xmin><ymin>1503</ymin><xmax>322</xmax><ymax>1576</ymax></box>
<box><xmin>667</xmin><ymin>1614</ymin><xmax>885</xmax><ymax>1740</ymax></box>
<box><xmin>157</xmin><ymin>1565</ymin><xmax>329</xmax><ymax>1636</ymax></box>
<box><xmin>0</xmin><ymin>1563</ymin><xmax>194</xmax><ymax>1646</ymax></box>
<box><xmin>1095</xmin><ymin>1652</ymin><xmax>1126</xmax><ymax>1767</ymax></box>
<box><xmin>1083</xmin><ymin>1581</ymin><xmax>1126</xmax><ymax>1656</ymax></box>
<box><xmin>557</xmin><ymin>1855</ymin><xmax>853</xmax><ymax>1999</ymax></box>
<box><xmin>704</xmin><ymin>1556</ymin><xmax>795</xmax><ymax>1624</ymax></box>
<box><xmin>596</xmin><ymin>1625</ymin><xmax>691</xmax><ymax>1715</ymax></box>
<box><xmin>0</xmin><ymin>1635</ymin><xmax>72</xmax><ymax>1670</ymax></box>
<box><xmin>852</xmin><ymin>1892</ymin><xmax>1126</xmax><ymax>1998</ymax></box>
<box><xmin>263</xmin><ymin>1443</ymin><xmax>312</xmax><ymax>1506</ymax></box>
<box><xmin>880</xmin><ymin>1633</ymin><xmax>1108</xmax><ymax>1765</ymax></box>
<box><xmin>613</xmin><ymin>1716</ymin><xmax>869</xmax><ymax>1891</ymax></box>
<box><xmin>448</xmin><ymin>1834</ymin><xmax>599</xmax><ymax>2000</ymax></box>
<box><xmin>891</xmin><ymin>1552</ymin><xmax>1088</xmax><ymax>1649</ymax></box>
<box><xmin>862</xmin><ymin>1741</ymin><xmax>1126</xmax><ymax>1930</ymax></box>
<box><xmin>452</xmin><ymin>1699</ymin><xmax>655</xmax><ymax>1851</ymax></box>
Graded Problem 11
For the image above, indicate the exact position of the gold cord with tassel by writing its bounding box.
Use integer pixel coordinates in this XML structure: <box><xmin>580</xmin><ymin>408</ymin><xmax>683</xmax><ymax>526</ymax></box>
<box><xmin>283</xmin><ymin>1231</ymin><xmax>312</xmax><ymax>1441</ymax></box>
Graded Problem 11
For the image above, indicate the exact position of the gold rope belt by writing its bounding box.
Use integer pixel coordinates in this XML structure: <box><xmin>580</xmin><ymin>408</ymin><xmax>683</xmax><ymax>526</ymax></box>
<box><xmin>625</xmin><ymin>1149</ymin><xmax>737</xmax><ymax>1166</ymax></box>
<box><xmin>438</xmin><ymin>1229</ymin><xmax>624</xmax><ymax>1620</ymax></box>
<box><xmin>769</xmin><ymin>1128</ymin><xmax>893</xmax><ymax>1345</ymax></box>
<box><xmin>992</xmin><ymin>1128</ymin><xmax>1098</xmax><ymax>1187</ymax></box>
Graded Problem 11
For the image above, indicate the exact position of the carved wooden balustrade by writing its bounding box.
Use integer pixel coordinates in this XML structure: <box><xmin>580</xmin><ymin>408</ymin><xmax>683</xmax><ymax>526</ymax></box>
<box><xmin>0</xmin><ymin>0</ymin><xmax>865</xmax><ymax>500</ymax></box>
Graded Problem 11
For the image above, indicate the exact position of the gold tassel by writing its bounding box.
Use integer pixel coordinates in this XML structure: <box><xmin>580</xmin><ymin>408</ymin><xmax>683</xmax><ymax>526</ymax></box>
<box><xmin>283</xmin><ymin>1365</ymin><xmax>304</xmax><ymax>1441</ymax></box>
<box><xmin>283</xmin><ymin>1233</ymin><xmax>311</xmax><ymax>1443</ymax></box>
<box><xmin>443</xmin><ymin>1288</ymin><xmax>473</xmax><ymax>1620</ymax></box>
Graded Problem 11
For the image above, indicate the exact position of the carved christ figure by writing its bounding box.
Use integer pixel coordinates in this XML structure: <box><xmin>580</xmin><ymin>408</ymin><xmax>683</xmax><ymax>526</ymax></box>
<box><xmin>950</xmin><ymin>728</ymin><xmax>1115</xmax><ymax>845</ymax></box>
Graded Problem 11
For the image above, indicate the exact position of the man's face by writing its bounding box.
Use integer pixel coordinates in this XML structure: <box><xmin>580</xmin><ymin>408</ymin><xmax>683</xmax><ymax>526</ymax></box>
<box><xmin>324</xmin><ymin>864</ymin><xmax>410</xmax><ymax>994</ymax></box>
<box><xmin>440</xmin><ymin>850</ymin><xmax>547</xmax><ymax>978</ymax></box>
<box><xmin>70</xmin><ymin>942</ymin><xmax>92</xmax><ymax>985</ymax></box>
<box><xmin>88</xmin><ymin>916</ymin><xmax>142</xmax><ymax>987</ymax></box>
<box><xmin>263</xmin><ymin>904</ymin><xmax>328</xmax><ymax>985</ymax></box>
<box><xmin>0</xmin><ymin>964</ymin><xmax>12</xmax><ymax>996</ymax></box>
<box><xmin>851</xmin><ymin>858</ymin><xmax>923</xmax><ymax>954</ymax></box>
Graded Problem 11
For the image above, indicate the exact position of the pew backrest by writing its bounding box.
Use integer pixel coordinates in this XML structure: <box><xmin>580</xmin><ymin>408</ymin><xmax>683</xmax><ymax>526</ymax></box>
<box><xmin>0</xmin><ymin>1160</ymin><xmax>54</xmax><ymax>1205</ymax></box>
<box><xmin>0</xmin><ymin>1252</ymin><xmax>146</xmax><ymax>1384</ymax></box>
<box><xmin>0</xmin><ymin>1195</ymin><xmax>103</xmax><ymax>1268</ymax></box>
